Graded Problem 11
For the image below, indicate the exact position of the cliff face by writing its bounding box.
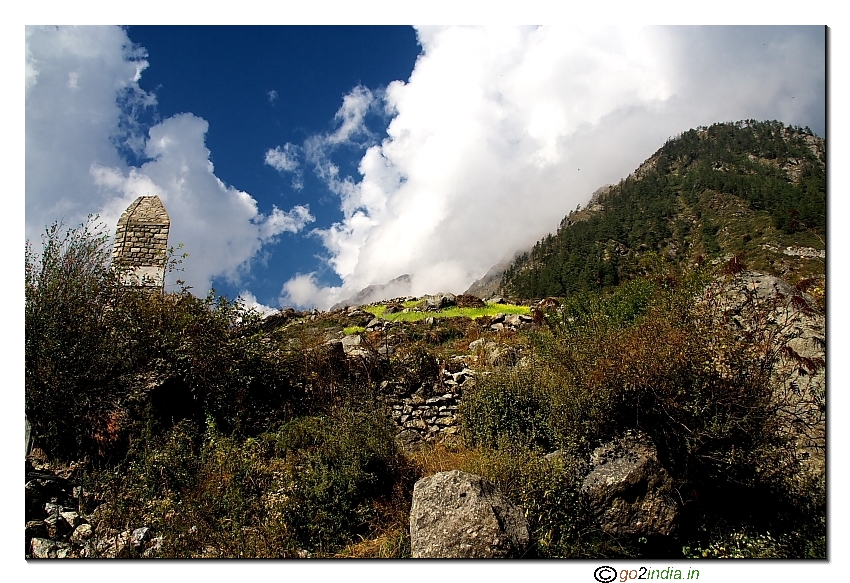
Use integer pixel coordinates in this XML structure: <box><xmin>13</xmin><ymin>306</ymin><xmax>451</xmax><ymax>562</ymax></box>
<box><xmin>499</xmin><ymin>120</ymin><xmax>825</xmax><ymax>299</ymax></box>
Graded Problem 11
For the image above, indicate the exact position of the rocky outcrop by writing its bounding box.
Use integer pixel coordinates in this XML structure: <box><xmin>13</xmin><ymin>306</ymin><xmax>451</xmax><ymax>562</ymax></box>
<box><xmin>714</xmin><ymin>270</ymin><xmax>826</xmax><ymax>477</ymax></box>
<box><xmin>424</xmin><ymin>293</ymin><xmax>457</xmax><ymax>310</ymax></box>
<box><xmin>410</xmin><ymin>470</ymin><xmax>529</xmax><ymax>558</ymax></box>
<box><xmin>581</xmin><ymin>431</ymin><xmax>678</xmax><ymax>537</ymax></box>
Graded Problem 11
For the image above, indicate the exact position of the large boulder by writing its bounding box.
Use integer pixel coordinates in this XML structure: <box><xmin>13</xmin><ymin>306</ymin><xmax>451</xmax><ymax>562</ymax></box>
<box><xmin>425</xmin><ymin>293</ymin><xmax>457</xmax><ymax>310</ymax></box>
<box><xmin>581</xmin><ymin>431</ymin><xmax>678</xmax><ymax>537</ymax></box>
<box><xmin>410</xmin><ymin>470</ymin><xmax>529</xmax><ymax>558</ymax></box>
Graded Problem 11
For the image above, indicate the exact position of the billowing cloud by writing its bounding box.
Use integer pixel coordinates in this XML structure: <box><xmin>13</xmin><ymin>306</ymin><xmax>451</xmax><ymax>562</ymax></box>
<box><xmin>238</xmin><ymin>290</ymin><xmax>279</xmax><ymax>317</ymax></box>
<box><xmin>91</xmin><ymin>113</ymin><xmax>315</xmax><ymax>292</ymax></box>
<box><xmin>280</xmin><ymin>25</ymin><xmax>825</xmax><ymax>309</ymax></box>
<box><xmin>26</xmin><ymin>25</ymin><xmax>314</xmax><ymax>296</ymax></box>
<box><xmin>25</xmin><ymin>25</ymin><xmax>155</xmax><ymax>242</ymax></box>
<box><xmin>282</xmin><ymin>273</ymin><xmax>339</xmax><ymax>311</ymax></box>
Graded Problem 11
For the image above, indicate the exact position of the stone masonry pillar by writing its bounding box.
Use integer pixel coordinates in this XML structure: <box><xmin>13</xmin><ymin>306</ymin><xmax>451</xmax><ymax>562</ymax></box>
<box><xmin>112</xmin><ymin>196</ymin><xmax>170</xmax><ymax>290</ymax></box>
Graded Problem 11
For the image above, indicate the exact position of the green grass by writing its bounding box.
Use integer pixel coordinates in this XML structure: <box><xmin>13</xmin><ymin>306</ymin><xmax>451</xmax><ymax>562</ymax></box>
<box><xmin>343</xmin><ymin>326</ymin><xmax>366</xmax><ymax>335</ymax></box>
<box><xmin>363</xmin><ymin>303</ymin><xmax>530</xmax><ymax>323</ymax></box>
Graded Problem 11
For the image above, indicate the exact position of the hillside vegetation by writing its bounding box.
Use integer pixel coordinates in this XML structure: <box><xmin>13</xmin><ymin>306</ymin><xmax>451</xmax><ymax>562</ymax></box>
<box><xmin>25</xmin><ymin>120</ymin><xmax>825</xmax><ymax>559</ymax></box>
<box><xmin>502</xmin><ymin>120</ymin><xmax>825</xmax><ymax>299</ymax></box>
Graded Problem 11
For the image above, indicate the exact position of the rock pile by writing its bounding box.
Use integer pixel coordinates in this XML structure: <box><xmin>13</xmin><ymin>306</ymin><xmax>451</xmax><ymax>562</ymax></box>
<box><xmin>25</xmin><ymin>461</ymin><xmax>160</xmax><ymax>559</ymax></box>
<box><xmin>486</xmin><ymin>312</ymin><xmax>533</xmax><ymax>331</ymax></box>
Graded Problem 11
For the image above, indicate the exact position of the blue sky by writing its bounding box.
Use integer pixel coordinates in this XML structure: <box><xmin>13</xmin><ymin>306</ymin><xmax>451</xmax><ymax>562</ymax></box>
<box><xmin>25</xmin><ymin>25</ymin><xmax>826</xmax><ymax>312</ymax></box>
<box><xmin>125</xmin><ymin>25</ymin><xmax>421</xmax><ymax>305</ymax></box>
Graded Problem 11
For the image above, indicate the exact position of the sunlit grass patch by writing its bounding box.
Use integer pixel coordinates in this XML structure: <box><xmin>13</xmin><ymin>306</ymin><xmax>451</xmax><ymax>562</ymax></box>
<box><xmin>343</xmin><ymin>325</ymin><xmax>366</xmax><ymax>335</ymax></box>
<box><xmin>363</xmin><ymin>302</ymin><xmax>530</xmax><ymax>323</ymax></box>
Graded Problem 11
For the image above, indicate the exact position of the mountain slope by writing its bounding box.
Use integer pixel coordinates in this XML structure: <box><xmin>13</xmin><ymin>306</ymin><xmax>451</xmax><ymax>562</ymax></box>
<box><xmin>501</xmin><ymin>120</ymin><xmax>825</xmax><ymax>299</ymax></box>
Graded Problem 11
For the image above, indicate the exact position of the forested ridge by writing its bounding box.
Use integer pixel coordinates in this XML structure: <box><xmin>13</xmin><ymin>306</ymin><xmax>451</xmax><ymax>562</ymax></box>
<box><xmin>502</xmin><ymin>120</ymin><xmax>825</xmax><ymax>299</ymax></box>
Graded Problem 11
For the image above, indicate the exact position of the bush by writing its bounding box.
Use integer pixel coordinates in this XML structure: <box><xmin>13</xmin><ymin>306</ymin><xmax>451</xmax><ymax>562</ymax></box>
<box><xmin>26</xmin><ymin>218</ymin><xmax>134</xmax><ymax>460</ymax></box>
<box><xmin>268</xmin><ymin>410</ymin><xmax>404</xmax><ymax>553</ymax></box>
<box><xmin>84</xmin><ymin>410</ymin><xmax>409</xmax><ymax>558</ymax></box>
<box><xmin>25</xmin><ymin>218</ymin><xmax>299</xmax><ymax>462</ymax></box>
<box><xmin>459</xmin><ymin>265</ymin><xmax>822</xmax><ymax>556</ymax></box>
<box><xmin>459</xmin><ymin>368</ymin><xmax>555</xmax><ymax>451</ymax></box>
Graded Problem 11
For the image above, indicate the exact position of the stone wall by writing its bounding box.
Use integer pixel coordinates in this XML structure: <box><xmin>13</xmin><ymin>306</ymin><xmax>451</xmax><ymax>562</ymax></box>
<box><xmin>112</xmin><ymin>196</ymin><xmax>170</xmax><ymax>289</ymax></box>
<box><xmin>383</xmin><ymin>366</ymin><xmax>474</xmax><ymax>444</ymax></box>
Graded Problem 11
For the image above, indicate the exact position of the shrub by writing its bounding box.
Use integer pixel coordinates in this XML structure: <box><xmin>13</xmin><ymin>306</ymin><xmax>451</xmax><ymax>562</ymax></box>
<box><xmin>85</xmin><ymin>410</ymin><xmax>410</xmax><ymax>558</ymax></box>
<box><xmin>25</xmin><ymin>218</ymin><xmax>299</xmax><ymax>461</ymax></box>
<box><xmin>26</xmin><ymin>218</ymin><xmax>134</xmax><ymax>460</ymax></box>
<box><xmin>267</xmin><ymin>410</ymin><xmax>404</xmax><ymax>553</ymax></box>
<box><xmin>459</xmin><ymin>367</ymin><xmax>555</xmax><ymax>451</ymax></box>
<box><xmin>459</xmin><ymin>264</ymin><xmax>822</xmax><ymax>556</ymax></box>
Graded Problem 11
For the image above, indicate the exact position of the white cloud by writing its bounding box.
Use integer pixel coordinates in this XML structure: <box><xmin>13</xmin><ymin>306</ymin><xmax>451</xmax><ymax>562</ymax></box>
<box><xmin>90</xmin><ymin>113</ymin><xmax>315</xmax><ymax>293</ymax></box>
<box><xmin>265</xmin><ymin>144</ymin><xmax>300</xmax><ymax>173</ymax></box>
<box><xmin>281</xmin><ymin>273</ymin><xmax>341</xmax><ymax>310</ymax></box>
<box><xmin>268</xmin><ymin>89</ymin><xmax>278</xmax><ymax>103</ymax></box>
<box><xmin>26</xmin><ymin>25</ymin><xmax>314</xmax><ymax>296</ymax></box>
<box><xmin>25</xmin><ymin>25</ymin><xmax>155</xmax><ymax>244</ymax></box>
<box><xmin>263</xmin><ymin>84</ymin><xmax>382</xmax><ymax>213</ymax></box>
<box><xmin>238</xmin><ymin>290</ymin><xmax>279</xmax><ymax>317</ymax></box>
<box><xmin>326</xmin><ymin>85</ymin><xmax>376</xmax><ymax>146</ymax></box>
<box><xmin>264</xmin><ymin>143</ymin><xmax>304</xmax><ymax>190</ymax></box>
<box><xmin>285</xmin><ymin>25</ymin><xmax>825</xmax><ymax>310</ymax></box>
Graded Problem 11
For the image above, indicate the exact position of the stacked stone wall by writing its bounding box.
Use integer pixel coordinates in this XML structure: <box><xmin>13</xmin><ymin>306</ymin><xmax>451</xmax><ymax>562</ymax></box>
<box><xmin>383</xmin><ymin>367</ymin><xmax>474</xmax><ymax>441</ymax></box>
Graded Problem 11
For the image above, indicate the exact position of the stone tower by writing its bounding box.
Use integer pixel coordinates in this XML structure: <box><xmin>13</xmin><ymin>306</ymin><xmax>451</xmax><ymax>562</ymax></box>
<box><xmin>112</xmin><ymin>195</ymin><xmax>170</xmax><ymax>289</ymax></box>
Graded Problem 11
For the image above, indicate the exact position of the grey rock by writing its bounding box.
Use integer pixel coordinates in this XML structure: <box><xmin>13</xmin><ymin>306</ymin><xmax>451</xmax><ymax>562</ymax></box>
<box><xmin>131</xmin><ymin>527</ymin><xmax>151</xmax><ymax>549</ymax></box>
<box><xmin>95</xmin><ymin>530</ymin><xmax>134</xmax><ymax>558</ymax></box>
<box><xmin>396</xmin><ymin>429</ymin><xmax>425</xmax><ymax>452</ymax></box>
<box><xmin>490</xmin><ymin>313</ymin><xmax>506</xmax><ymax>324</ymax></box>
<box><xmin>468</xmin><ymin>338</ymin><xmax>489</xmax><ymax>352</ymax></box>
<box><xmin>582</xmin><ymin>431</ymin><xmax>677</xmax><ymax>537</ymax></box>
<box><xmin>30</xmin><ymin>537</ymin><xmax>72</xmax><ymax>559</ymax></box>
<box><xmin>340</xmin><ymin>334</ymin><xmax>363</xmax><ymax>353</ymax></box>
<box><xmin>142</xmin><ymin>535</ymin><xmax>164</xmax><ymax>558</ymax></box>
<box><xmin>26</xmin><ymin>520</ymin><xmax>48</xmax><ymax>554</ymax></box>
<box><xmin>410</xmin><ymin>470</ymin><xmax>530</xmax><ymax>558</ymax></box>
<box><xmin>70</xmin><ymin>523</ymin><xmax>94</xmax><ymax>544</ymax></box>
<box><xmin>504</xmin><ymin>314</ymin><xmax>522</xmax><ymax>327</ymax></box>
<box><xmin>425</xmin><ymin>293</ymin><xmax>457</xmax><ymax>310</ymax></box>
<box><xmin>44</xmin><ymin>513</ymin><xmax>71</xmax><ymax>539</ymax></box>
<box><xmin>404</xmin><ymin>419</ymin><xmax>428</xmax><ymax>430</ymax></box>
<box><xmin>44</xmin><ymin>502</ymin><xmax>63</xmax><ymax>516</ymax></box>
<box><xmin>60</xmin><ymin>510</ymin><xmax>84</xmax><ymax>529</ymax></box>
<box><xmin>488</xmin><ymin>345</ymin><xmax>517</xmax><ymax>367</ymax></box>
